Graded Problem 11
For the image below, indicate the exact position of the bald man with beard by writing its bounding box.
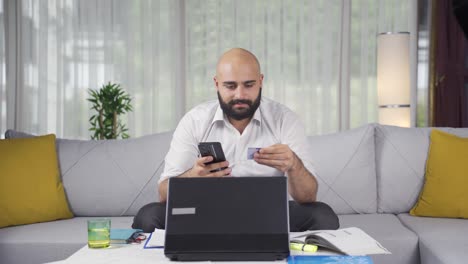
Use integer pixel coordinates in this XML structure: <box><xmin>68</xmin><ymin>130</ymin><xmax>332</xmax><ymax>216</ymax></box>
<box><xmin>132</xmin><ymin>48</ymin><xmax>339</xmax><ymax>232</ymax></box>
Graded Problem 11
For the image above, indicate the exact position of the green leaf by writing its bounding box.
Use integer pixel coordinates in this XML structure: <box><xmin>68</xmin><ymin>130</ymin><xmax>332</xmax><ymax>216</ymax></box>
<box><xmin>87</xmin><ymin>82</ymin><xmax>133</xmax><ymax>140</ymax></box>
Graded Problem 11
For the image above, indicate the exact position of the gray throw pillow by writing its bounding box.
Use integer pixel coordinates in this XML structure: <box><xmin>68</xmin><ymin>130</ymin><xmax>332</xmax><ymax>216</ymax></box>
<box><xmin>308</xmin><ymin>124</ymin><xmax>377</xmax><ymax>214</ymax></box>
<box><xmin>376</xmin><ymin>125</ymin><xmax>468</xmax><ymax>214</ymax></box>
<box><xmin>5</xmin><ymin>129</ymin><xmax>35</xmax><ymax>139</ymax></box>
<box><xmin>5</xmin><ymin>130</ymin><xmax>173</xmax><ymax>216</ymax></box>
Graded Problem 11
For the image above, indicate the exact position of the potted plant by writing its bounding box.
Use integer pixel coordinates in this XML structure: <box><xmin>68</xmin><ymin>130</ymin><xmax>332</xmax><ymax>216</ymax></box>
<box><xmin>87</xmin><ymin>82</ymin><xmax>133</xmax><ymax>139</ymax></box>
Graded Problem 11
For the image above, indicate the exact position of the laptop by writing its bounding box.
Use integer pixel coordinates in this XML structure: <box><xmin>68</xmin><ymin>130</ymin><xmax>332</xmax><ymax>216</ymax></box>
<box><xmin>164</xmin><ymin>176</ymin><xmax>290</xmax><ymax>261</ymax></box>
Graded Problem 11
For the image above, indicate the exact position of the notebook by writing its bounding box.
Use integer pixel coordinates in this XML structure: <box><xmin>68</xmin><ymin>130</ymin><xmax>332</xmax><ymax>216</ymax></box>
<box><xmin>164</xmin><ymin>176</ymin><xmax>290</xmax><ymax>261</ymax></box>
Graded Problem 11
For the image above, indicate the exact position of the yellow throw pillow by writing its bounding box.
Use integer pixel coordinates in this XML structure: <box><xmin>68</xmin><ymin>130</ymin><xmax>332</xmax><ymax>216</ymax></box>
<box><xmin>0</xmin><ymin>134</ymin><xmax>73</xmax><ymax>228</ymax></box>
<box><xmin>410</xmin><ymin>129</ymin><xmax>468</xmax><ymax>218</ymax></box>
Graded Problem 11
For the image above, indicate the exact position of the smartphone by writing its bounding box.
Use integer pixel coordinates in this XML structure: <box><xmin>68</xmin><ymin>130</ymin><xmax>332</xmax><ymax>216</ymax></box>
<box><xmin>198</xmin><ymin>142</ymin><xmax>227</xmax><ymax>172</ymax></box>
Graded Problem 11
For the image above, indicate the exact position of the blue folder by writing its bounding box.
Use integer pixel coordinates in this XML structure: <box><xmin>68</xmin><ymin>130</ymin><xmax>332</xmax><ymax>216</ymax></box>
<box><xmin>288</xmin><ymin>255</ymin><xmax>373</xmax><ymax>264</ymax></box>
<box><xmin>110</xmin><ymin>228</ymin><xmax>143</xmax><ymax>244</ymax></box>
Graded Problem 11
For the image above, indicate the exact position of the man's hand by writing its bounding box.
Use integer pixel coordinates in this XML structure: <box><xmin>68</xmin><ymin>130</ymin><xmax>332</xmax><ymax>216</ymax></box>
<box><xmin>253</xmin><ymin>144</ymin><xmax>299</xmax><ymax>173</ymax></box>
<box><xmin>185</xmin><ymin>156</ymin><xmax>231</xmax><ymax>177</ymax></box>
<box><xmin>254</xmin><ymin>143</ymin><xmax>317</xmax><ymax>203</ymax></box>
<box><xmin>159</xmin><ymin>156</ymin><xmax>231</xmax><ymax>202</ymax></box>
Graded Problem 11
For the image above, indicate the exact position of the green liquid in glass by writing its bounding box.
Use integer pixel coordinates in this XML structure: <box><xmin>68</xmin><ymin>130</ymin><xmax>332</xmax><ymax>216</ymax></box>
<box><xmin>88</xmin><ymin>228</ymin><xmax>110</xmax><ymax>248</ymax></box>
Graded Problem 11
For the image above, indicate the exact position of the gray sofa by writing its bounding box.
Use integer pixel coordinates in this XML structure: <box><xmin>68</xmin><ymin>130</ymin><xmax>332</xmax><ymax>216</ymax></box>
<box><xmin>1</xmin><ymin>124</ymin><xmax>467</xmax><ymax>264</ymax></box>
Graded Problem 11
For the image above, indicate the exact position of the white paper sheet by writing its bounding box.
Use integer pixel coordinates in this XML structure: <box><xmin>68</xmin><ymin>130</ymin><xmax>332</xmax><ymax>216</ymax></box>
<box><xmin>291</xmin><ymin>227</ymin><xmax>391</xmax><ymax>256</ymax></box>
<box><xmin>143</xmin><ymin>228</ymin><xmax>165</xmax><ymax>248</ymax></box>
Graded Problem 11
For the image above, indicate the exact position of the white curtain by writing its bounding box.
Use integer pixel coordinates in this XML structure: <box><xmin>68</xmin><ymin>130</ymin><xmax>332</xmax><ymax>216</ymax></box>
<box><xmin>0</xmin><ymin>1</ymin><xmax>5</xmax><ymax>134</ymax></box>
<box><xmin>0</xmin><ymin>0</ymin><xmax>415</xmax><ymax>139</ymax></box>
<box><xmin>350</xmin><ymin>0</ymin><xmax>413</xmax><ymax>128</ymax></box>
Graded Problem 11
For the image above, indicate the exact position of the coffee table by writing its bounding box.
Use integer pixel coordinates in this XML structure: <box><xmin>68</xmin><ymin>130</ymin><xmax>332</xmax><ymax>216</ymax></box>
<box><xmin>45</xmin><ymin>244</ymin><xmax>371</xmax><ymax>264</ymax></box>
<box><xmin>44</xmin><ymin>242</ymin><xmax>288</xmax><ymax>264</ymax></box>
<box><xmin>44</xmin><ymin>232</ymin><xmax>353</xmax><ymax>264</ymax></box>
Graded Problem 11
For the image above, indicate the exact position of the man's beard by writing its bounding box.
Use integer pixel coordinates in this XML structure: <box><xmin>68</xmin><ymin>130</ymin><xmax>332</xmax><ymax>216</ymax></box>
<box><xmin>218</xmin><ymin>89</ymin><xmax>262</xmax><ymax>121</ymax></box>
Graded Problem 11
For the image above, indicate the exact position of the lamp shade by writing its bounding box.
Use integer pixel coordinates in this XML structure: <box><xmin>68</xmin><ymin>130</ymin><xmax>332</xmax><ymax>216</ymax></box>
<box><xmin>377</xmin><ymin>32</ymin><xmax>411</xmax><ymax>127</ymax></box>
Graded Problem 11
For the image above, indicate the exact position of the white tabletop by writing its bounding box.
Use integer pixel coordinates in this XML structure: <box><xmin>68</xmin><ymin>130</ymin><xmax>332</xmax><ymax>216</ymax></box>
<box><xmin>44</xmin><ymin>231</ymin><xmax>339</xmax><ymax>264</ymax></box>
<box><xmin>45</xmin><ymin>244</ymin><xmax>291</xmax><ymax>264</ymax></box>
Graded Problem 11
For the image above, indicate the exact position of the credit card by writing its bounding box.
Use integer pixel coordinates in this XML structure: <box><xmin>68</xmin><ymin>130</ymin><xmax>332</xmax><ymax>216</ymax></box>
<box><xmin>247</xmin><ymin>147</ymin><xmax>261</xmax><ymax>159</ymax></box>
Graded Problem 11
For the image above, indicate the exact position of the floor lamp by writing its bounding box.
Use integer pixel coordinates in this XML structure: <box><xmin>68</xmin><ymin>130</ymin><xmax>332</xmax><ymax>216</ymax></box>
<box><xmin>377</xmin><ymin>32</ymin><xmax>411</xmax><ymax>127</ymax></box>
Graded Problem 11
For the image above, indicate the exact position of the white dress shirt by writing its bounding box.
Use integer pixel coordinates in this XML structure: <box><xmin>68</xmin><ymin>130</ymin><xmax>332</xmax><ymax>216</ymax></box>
<box><xmin>159</xmin><ymin>97</ymin><xmax>316</xmax><ymax>183</ymax></box>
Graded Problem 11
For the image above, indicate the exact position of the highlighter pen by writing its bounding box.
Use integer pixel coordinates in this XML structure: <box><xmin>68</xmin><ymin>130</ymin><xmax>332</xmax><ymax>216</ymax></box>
<box><xmin>289</xmin><ymin>242</ymin><xmax>318</xmax><ymax>252</ymax></box>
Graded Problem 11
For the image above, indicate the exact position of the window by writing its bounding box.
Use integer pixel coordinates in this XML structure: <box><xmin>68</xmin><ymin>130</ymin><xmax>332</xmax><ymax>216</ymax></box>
<box><xmin>0</xmin><ymin>0</ymin><xmax>417</xmax><ymax>139</ymax></box>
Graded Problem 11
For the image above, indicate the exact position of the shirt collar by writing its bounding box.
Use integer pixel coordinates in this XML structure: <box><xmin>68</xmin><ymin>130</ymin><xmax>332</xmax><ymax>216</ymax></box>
<box><xmin>212</xmin><ymin>103</ymin><xmax>262</xmax><ymax>125</ymax></box>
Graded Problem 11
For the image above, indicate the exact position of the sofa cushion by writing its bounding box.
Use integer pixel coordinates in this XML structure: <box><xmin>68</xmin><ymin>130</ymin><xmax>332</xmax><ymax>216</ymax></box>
<box><xmin>375</xmin><ymin>125</ymin><xmax>468</xmax><ymax>214</ymax></box>
<box><xmin>309</xmin><ymin>124</ymin><xmax>376</xmax><ymax>214</ymax></box>
<box><xmin>5</xmin><ymin>130</ymin><xmax>173</xmax><ymax>216</ymax></box>
<box><xmin>410</xmin><ymin>129</ymin><xmax>468</xmax><ymax>218</ymax></box>
<box><xmin>339</xmin><ymin>214</ymin><xmax>419</xmax><ymax>264</ymax></box>
<box><xmin>398</xmin><ymin>213</ymin><xmax>468</xmax><ymax>264</ymax></box>
<box><xmin>0</xmin><ymin>216</ymin><xmax>133</xmax><ymax>264</ymax></box>
<box><xmin>0</xmin><ymin>135</ymin><xmax>73</xmax><ymax>228</ymax></box>
<box><xmin>4</xmin><ymin>130</ymin><xmax>35</xmax><ymax>138</ymax></box>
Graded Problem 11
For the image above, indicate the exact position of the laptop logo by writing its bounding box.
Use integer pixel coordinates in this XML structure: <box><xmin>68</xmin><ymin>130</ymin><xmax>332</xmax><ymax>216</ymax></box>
<box><xmin>172</xmin><ymin>207</ymin><xmax>196</xmax><ymax>215</ymax></box>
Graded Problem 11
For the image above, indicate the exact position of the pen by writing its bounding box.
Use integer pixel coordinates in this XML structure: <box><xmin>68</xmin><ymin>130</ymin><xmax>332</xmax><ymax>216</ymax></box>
<box><xmin>290</xmin><ymin>242</ymin><xmax>318</xmax><ymax>252</ymax></box>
